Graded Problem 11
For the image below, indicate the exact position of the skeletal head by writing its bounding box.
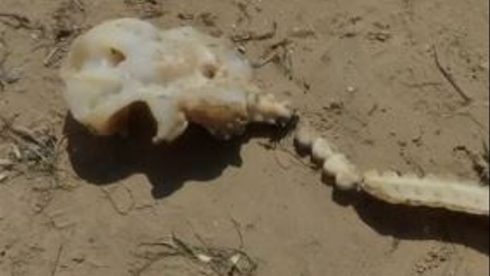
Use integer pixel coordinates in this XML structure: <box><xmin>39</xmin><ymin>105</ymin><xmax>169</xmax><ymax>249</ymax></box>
<box><xmin>61</xmin><ymin>18</ymin><xmax>292</xmax><ymax>143</ymax></box>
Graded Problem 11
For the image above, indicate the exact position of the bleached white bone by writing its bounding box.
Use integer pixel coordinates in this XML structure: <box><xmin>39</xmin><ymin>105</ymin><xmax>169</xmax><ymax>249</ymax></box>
<box><xmin>294</xmin><ymin>120</ymin><xmax>489</xmax><ymax>216</ymax></box>
<box><xmin>362</xmin><ymin>170</ymin><xmax>489</xmax><ymax>216</ymax></box>
<box><xmin>60</xmin><ymin>18</ymin><xmax>292</xmax><ymax>143</ymax></box>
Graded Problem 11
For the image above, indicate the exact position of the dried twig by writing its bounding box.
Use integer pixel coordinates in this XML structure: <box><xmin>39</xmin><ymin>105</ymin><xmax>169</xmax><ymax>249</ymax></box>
<box><xmin>133</xmin><ymin>233</ymin><xmax>257</xmax><ymax>276</ymax></box>
<box><xmin>454</xmin><ymin>143</ymin><xmax>489</xmax><ymax>185</ymax></box>
<box><xmin>0</xmin><ymin>13</ymin><xmax>31</xmax><ymax>28</ymax></box>
<box><xmin>0</xmin><ymin>12</ymin><xmax>45</xmax><ymax>33</ymax></box>
<box><xmin>482</xmin><ymin>141</ymin><xmax>490</xmax><ymax>185</ymax></box>
<box><xmin>51</xmin><ymin>244</ymin><xmax>64</xmax><ymax>276</ymax></box>
<box><xmin>43</xmin><ymin>46</ymin><xmax>62</xmax><ymax>67</ymax></box>
<box><xmin>0</xmin><ymin>36</ymin><xmax>20</xmax><ymax>91</ymax></box>
<box><xmin>252</xmin><ymin>39</ymin><xmax>292</xmax><ymax>70</ymax></box>
<box><xmin>72</xmin><ymin>0</ymin><xmax>85</xmax><ymax>12</ymax></box>
<box><xmin>432</xmin><ymin>45</ymin><xmax>472</xmax><ymax>105</ymax></box>
<box><xmin>44</xmin><ymin>1</ymin><xmax>85</xmax><ymax>68</ymax></box>
<box><xmin>0</xmin><ymin>116</ymin><xmax>62</xmax><ymax>176</ymax></box>
<box><xmin>124</xmin><ymin>0</ymin><xmax>164</xmax><ymax>19</ymax></box>
<box><xmin>231</xmin><ymin>22</ymin><xmax>277</xmax><ymax>43</ymax></box>
<box><xmin>230</xmin><ymin>218</ymin><xmax>244</xmax><ymax>249</ymax></box>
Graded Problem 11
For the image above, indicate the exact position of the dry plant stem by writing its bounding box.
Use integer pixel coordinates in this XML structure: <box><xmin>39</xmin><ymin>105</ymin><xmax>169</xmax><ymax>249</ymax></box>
<box><xmin>72</xmin><ymin>0</ymin><xmax>85</xmax><ymax>12</ymax></box>
<box><xmin>230</xmin><ymin>218</ymin><xmax>245</xmax><ymax>249</ymax></box>
<box><xmin>0</xmin><ymin>12</ymin><xmax>44</xmax><ymax>33</ymax></box>
<box><xmin>43</xmin><ymin>46</ymin><xmax>62</xmax><ymax>67</ymax></box>
<box><xmin>432</xmin><ymin>45</ymin><xmax>472</xmax><ymax>105</ymax></box>
<box><xmin>0</xmin><ymin>13</ymin><xmax>31</xmax><ymax>27</ymax></box>
<box><xmin>0</xmin><ymin>117</ymin><xmax>62</xmax><ymax>181</ymax></box>
<box><xmin>8</xmin><ymin>124</ymin><xmax>45</xmax><ymax>147</ymax></box>
<box><xmin>135</xmin><ymin>234</ymin><xmax>257</xmax><ymax>276</ymax></box>
<box><xmin>0</xmin><ymin>37</ymin><xmax>20</xmax><ymax>90</ymax></box>
<box><xmin>51</xmin><ymin>244</ymin><xmax>64</xmax><ymax>276</ymax></box>
<box><xmin>231</xmin><ymin>22</ymin><xmax>277</xmax><ymax>43</ymax></box>
<box><xmin>252</xmin><ymin>39</ymin><xmax>292</xmax><ymax>69</ymax></box>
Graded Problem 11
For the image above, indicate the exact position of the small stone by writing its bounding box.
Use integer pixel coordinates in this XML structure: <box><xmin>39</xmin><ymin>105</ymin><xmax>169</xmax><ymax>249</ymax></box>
<box><xmin>346</xmin><ymin>86</ymin><xmax>356</xmax><ymax>93</ymax></box>
<box><xmin>480</xmin><ymin>60</ymin><xmax>489</xmax><ymax>70</ymax></box>
<box><xmin>0</xmin><ymin>172</ymin><xmax>8</xmax><ymax>183</ymax></box>
<box><xmin>30</xmin><ymin>33</ymin><xmax>40</xmax><ymax>40</ymax></box>
<box><xmin>0</xmin><ymin>159</ymin><xmax>13</xmax><ymax>167</ymax></box>
<box><xmin>416</xmin><ymin>265</ymin><xmax>426</xmax><ymax>274</ymax></box>
<box><xmin>237</xmin><ymin>45</ymin><xmax>246</xmax><ymax>54</ymax></box>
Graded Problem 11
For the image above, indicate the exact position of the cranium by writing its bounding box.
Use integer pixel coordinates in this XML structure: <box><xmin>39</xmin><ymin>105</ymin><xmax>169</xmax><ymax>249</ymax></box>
<box><xmin>60</xmin><ymin>18</ymin><xmax>292</xmax><ymax>143</ymax></box>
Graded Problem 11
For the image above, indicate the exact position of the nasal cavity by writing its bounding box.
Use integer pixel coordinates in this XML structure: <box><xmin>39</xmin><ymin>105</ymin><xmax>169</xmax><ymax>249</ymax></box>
<box><xmin>108</xmin><ymin>47</ymin><xmax>126</xmax><ymax>66</ymax></box>
<box><xmin>201</xmin><ymin>63</ymin><xmax>218</xmax><ymax>79</ymax></box>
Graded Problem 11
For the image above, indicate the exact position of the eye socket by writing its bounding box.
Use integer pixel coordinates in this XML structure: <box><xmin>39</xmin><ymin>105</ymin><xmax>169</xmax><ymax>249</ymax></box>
<box><xmin>108</xmin><ymin>47</ymin><xmax>126</xmax><ymax>66</ymax></box>
<box><xmin>201</xmin><ymin>63</ymin><xmax>218</xmax><ymax>79</ymax></box>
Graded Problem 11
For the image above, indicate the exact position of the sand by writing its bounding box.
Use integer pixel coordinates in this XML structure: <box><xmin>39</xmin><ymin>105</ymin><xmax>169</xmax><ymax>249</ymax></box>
<box><xmin>0</xmin><ymin>0</ymin><xmax>488</xmax><ymax>275</ymax></box>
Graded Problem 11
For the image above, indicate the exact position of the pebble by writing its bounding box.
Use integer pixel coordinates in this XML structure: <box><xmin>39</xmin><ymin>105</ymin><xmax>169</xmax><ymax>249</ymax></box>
<box><xmin>346</xmin><ymin>86</ymin><xmax>357</xmax><ymax>93</ymax></box>
<box><xmin>0</xmin><ymin>172</ymin><xmax>8</xmax><ymax>183</ymax></box>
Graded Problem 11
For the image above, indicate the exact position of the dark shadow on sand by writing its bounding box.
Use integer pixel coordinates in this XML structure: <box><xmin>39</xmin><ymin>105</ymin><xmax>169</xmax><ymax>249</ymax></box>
<box><xmin>64</xmin><ymin>107</ymin><xmax>488</xmax><ymax>255</ymax></box>
<box><xmin>63</xmin><ymin>105</ymin><xmax>296</xmax><ymax>199</ymax></box>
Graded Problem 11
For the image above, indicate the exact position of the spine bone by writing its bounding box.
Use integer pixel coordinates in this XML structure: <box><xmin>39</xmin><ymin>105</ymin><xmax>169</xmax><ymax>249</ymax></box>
<box><xmin>294</xmin><ymin>119</ymin><xmax>490</xmax><ymax>216</ymax></box>
<box><xmin>294</xmin><ymin>121</ymin><xmax>361</xmax><ymax>191</ymax></box>
<box><xmin>362</xmin><ymin>171</ymin><xmax>489</xmax><ymax>216</ymax></box>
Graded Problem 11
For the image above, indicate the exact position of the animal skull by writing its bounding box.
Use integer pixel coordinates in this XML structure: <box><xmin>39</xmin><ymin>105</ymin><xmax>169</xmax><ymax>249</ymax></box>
<box><xmin>60</xmin><ymin>18</ymin><xmax>292</xmax><ymax>143</ymax></box>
